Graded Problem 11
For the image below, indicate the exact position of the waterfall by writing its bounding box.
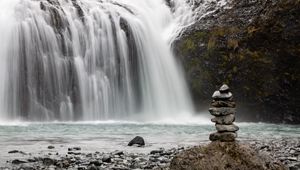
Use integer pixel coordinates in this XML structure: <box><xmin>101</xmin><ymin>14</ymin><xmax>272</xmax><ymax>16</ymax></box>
<box><xmin>0</xmin><ymin>0</ymin><xmax>195</xmax><ymax>122</ymax></box>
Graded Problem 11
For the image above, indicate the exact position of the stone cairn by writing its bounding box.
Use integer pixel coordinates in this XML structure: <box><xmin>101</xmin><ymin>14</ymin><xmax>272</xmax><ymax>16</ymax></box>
<box><xmin>209</xmin><ymin>84</ymin><xmax>239</xmax><ymax>142</ymax></box>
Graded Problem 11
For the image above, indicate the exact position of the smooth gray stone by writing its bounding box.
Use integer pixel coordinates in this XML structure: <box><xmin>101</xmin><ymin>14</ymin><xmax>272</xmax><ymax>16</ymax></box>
<box><xmin>128</xmin><ymin>136</ymin><xmax>145</xmax><ymax>146</ymax></box>
<box><xmin>211</xmin><ymin>100</ymin><xmax>236</xmax><ymax>108</ymax></box>
<box><xmin>211</xmin><ymin>114</ymin><xmax>235</xmax><ymax>124</ymax></box>
<box><xmin>219</xmin><ymin>84</ymin><xmax>230</xmax><ymax>93</ymax></box>
<box><xmin>212</xmin><ymin>91</ymin><xmax>232</xmax><ymax>100</ymax></box>
<box><xmin>209</xmin><ymin>132</ymin><xmax>237</xmax><ymax>142</ymax></box>
<box><xmin>216</xmin><ymin>124</ymin><xmax>239</xmax><ymax>132</ymax></box>
<box><xmin>209</xmin><ymin>107</ymin><xmax>236</xmax><ymax>116</ymax></box>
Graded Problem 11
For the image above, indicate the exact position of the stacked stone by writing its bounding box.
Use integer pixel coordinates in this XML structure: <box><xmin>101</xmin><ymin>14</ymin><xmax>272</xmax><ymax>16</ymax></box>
<box><xmin>209</xmin><ymin>84</ymin><xmax>239</xmax><ymax>142</ymax></box>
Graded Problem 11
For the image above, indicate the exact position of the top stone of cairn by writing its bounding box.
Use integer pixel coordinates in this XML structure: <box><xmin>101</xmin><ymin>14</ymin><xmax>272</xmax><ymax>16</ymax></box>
<box><xmin>219</xmin><ymin>84</ymin><xmax>230</xmax><ymax>93</ymax></box>
<box><xmin>212</xmin><ymin>84</ymin><xmax>232</xmax><ymax>100</ymax></box>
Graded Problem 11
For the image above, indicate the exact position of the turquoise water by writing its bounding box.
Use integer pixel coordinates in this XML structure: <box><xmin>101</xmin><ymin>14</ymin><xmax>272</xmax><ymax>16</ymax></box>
<box><xmin>0</xmin><ymin>121</ymin><xmax>299</xmax><ymax>165</ymax></box>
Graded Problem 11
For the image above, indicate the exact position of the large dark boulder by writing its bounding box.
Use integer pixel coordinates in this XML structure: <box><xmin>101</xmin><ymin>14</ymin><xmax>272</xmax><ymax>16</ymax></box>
<box><xmin>170</xmin><ymin>142</ymin><xmax>286</xmax><ymax>170</ymax></box>
<box><xmin>128</xmin><ymin>136</ymin><xmax>145</xmax><ymax>147</ymax></box>
<box><xmin>174</xmin><ymin>0</ymin><xmax>300</xmax><ymax>124</ymax></box>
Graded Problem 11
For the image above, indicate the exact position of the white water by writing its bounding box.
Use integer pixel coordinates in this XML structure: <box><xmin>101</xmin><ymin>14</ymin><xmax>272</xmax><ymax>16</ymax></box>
<box><xmin>0</xmin><ymin>0</ymin><xmax>197</xmax><ymax>122</ymax></box>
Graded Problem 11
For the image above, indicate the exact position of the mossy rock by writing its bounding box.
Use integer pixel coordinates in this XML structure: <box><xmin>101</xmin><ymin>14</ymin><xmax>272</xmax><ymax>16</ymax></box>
<box><xmin>174</xmin><ymin>0</ymin><xmax>300</xmax><ymax>123</ymax></box>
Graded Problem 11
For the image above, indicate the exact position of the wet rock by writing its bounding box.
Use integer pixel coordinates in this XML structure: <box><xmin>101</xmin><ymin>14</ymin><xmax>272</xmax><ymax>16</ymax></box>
<box><xmin>212</xmin><ymin>91</ymin><xmax>233</xmax><ymax>100</ymax></box>
<box><xmin>8</xmin><ymin>150</ymin><xmax>19</xmax><ymax>154</ymax></box>
<box><xmin>209</xmin><ymin>132</ymin><xmax>237</xmax><ymax>142</ymax></box>
<box><xmin>102</xmin><ymin>154</ymin><xmax>112</xmax><ymax>163</ymax></box>
<box><xmin>68</xmin><ymin>151</ymin><xmax>81</xmax><ymax>155</ymax></box>
<box><xmin>68</xmin><ymin>147</ymin><xmax>81</xmax><ymax>151</ymax></box>
<box><xmin>112</xmin><ymin>150</ymin><xmax>124</xmax><ymax>156</ymax></box>
<box><xmin>27</xmin><ymin>158</ymin><xmax>37</xmax><ymax>163</ymax></box>
<box><xmin>90</xmin><ymin>160</ymin><xmax>102</xmax><ymax>166</ymax></box>
<box><xmin>209</xmin><ymin>107</ymin><xmax>236</xmax><ymax>116</ymax></box>
<box><xmin>48</xmin><ymin>145</ymin><xmax>55</xmax><ymax>149</ymax></box>
<box><xmin>128</xmin><ymin>136</ymin><xmax>145</xmax><ymax>147</ymax></box>
<box><xmin>12</xmin><ymin>159</ymin><xmax>27</xmax><ymax>164</ymax></box>
<box><xmin>216</xmin><ymin>124</ymin><xmax>239</xmax><ymax>132</ymax></box>
<box><xmin>211</xmin><ymin>114</ymin><xmax>235</xmax><ymax>124</ymax></box>
<box><xmin>43</xmin><ymin>157</ymin><xmax>55</xmax><ymax>166</ymax></box>
<box><xmin>150</xmin><ymin>149</ymin><xmax>164</xmax><ymax>155</ymax></box>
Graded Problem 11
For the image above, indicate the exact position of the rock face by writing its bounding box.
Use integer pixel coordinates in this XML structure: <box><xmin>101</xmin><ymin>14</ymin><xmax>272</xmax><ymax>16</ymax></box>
<box><xmin>174</xmin><ymin>0</ymin><xmax>300</xmax><ymax>124</ymax></box>
<box><xmin>128</xmin><ymin>136</ymin><xmax>145</xmax><ymax>147</ymax></box>
<box><xmin>170</xmin><ymin>142</ymin><xmax>287</xmax><ymax>170</ymax></box>
<box><xmin>209</xmin><ymin>84</ymin><xmax>239</xmax><ymax>142</ymax></box>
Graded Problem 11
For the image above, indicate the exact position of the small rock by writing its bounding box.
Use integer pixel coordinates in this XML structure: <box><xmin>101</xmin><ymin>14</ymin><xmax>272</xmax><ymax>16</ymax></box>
<box><xmin>128</xmin><ymin>136</ymin><xmax>145</xmax><ymax>147</ymax></box>
<box><xmin>90</xmin><ymin>160</ymin><xmax>102</xmax><ymax>166</ymax></box>
<box><xmin>12</xmin><ymin>159</ymin><xmax>27</xmax><ymax>164</ymax></box>
<box><xmin>289</xmin><ymin>163</ymin><xmax>300</xmax><ymax>170</ymax></box>
<box><xmin>219</xmin><ymin>84</ymin><xmax>230</xmax><ymax>93</ymax></box>
<box><xmin>68</xmin><ymin>147</ymin><xmax>81</xmax><ymax>151</ymax></box>
<box><xmin>209</xmin><ymin>132</ymin><xmax>237</xmax><ymax>142</ymax></box>
<box><xmin>87</xmin><ymin>164</ymin><xmax>98</xmax><ymax>170</ymax></box>
<box><xmin>211</xmin><ymin>100</ymin><xmax>236</xmax><ymax>108</ymax></box>
<box><xmin>112</xmin><ymin>150</ymin><xmax>124</xmax><ymax>156</ymax></box>
<box><xmin>150</xmin><ymin>149</ymin><xmax>164</xmax><ymax>155</ymax></box>
<box><xmin>211</xmin><ymin>114</ymin><xmax>235</xmax><ymax>125</ymax></box>
<box><xmin>102</xmin><ymin>154</ymin><xmax>112</xmax><ymax>163</ymax></box>
<box><xmin>289</xmin><ymin>149</ymin><xmax>296</xmax><ymax>154</ymax></box>
<box><xmin>216</xmin><ymin>124</ymin><xmax>239</xmax><ymax>132</ymax></box>
<box><xmin>287</xmin><ymin>157</ymin><xmax>297</xmax><ymax>161</ymax></box>
<box><xmin>212</xmin><ymin>91</ymin><xmax>232</xmax><ymax>100</ymax></box>
<box><xmin>48</xmin><ymin>145</ymin><xmax>55</xmax><ymax>149</ymax></box>
<box><xmin>43</xmin><ymin>157</ymin><xmax>55</xmax><ymax>166</ymax></box>
<box><xmin>27</xmin><ymin>158</ymin><xmax>37</xmax><ymax>163</ymax></box>
<box><xmin>209</xmin><ymin>107</ymin><xmax>236</xmax><ymax>116</ymax></box>
<box><xmin>8</xmin><ymin>150</ymin><xmax>19</xmax><ymax>154</ymax></box>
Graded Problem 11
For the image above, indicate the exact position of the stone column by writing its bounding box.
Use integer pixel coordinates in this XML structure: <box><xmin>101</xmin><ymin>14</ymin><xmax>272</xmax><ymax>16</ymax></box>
<box><xmin>209</xmin><ymin>84</ymin><xmax>239</xmax><ymax>142</ymax></box>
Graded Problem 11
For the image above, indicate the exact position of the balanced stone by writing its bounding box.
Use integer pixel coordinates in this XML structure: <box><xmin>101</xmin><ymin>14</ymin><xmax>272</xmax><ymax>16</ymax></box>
<box><xmin>209</xmin><ymin>84</ymin><xmax>239</xmax><ymax>142</ymax></box>
<box><xmin>216</xmin><ymin>124</ymin><xmax>239</xmax><ymax>132</ymax></box>
<box><xmin>211</xmin><ymin>100</ymin><xmax>236</xmax><ymax>108</ymax></box>
<box><xmin>211</xmin><ymin>114</ymin><xmax>235</xmax><ymax>125</ymax></box>
<box><xmin>209</xmin><ymin>132</ymin><xmax>237</xmax><ymax>142</ymax></box>
<box><xmin>209</xmin><ymin>107</ymin><xmax>236</xmax><ymax>116</ymax></box>
<box><xmin>212</xmin><ymin>91</ymin><xmax>232</xmax><ymax>100</ymax></box>
<box><xmin>219</xmin><ymin>84</ymin><xmax>230</xmax><ymax>93</ymax></box>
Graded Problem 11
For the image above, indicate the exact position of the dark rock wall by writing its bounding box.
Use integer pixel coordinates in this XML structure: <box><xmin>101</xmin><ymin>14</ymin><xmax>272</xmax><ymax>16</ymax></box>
<box><xmin>174</xmin><ymin>0</ymin><xmax>300</xmax><ymax>124</ymax></box>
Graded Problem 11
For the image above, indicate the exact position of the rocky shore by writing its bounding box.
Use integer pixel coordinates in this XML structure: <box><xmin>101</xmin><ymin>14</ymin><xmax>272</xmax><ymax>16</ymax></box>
<box><xmin>1</xmin><ymin>138</ymin><xmax>299</xmax><ymax>170</ymax></box>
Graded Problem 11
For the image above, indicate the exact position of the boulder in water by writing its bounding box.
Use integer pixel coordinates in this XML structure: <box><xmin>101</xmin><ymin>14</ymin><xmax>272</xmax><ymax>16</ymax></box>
<box><xmin>128</xmin><ymin>136</ymin><xmax>145</xmax><ymax>147</ymax></box>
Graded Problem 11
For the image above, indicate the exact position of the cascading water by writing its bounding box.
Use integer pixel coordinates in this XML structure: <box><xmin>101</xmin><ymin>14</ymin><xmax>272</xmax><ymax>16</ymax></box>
<box><xmin>0</xmin><ymin>0</ymin><xmax>196</xmax><ymax>122</ymax></box>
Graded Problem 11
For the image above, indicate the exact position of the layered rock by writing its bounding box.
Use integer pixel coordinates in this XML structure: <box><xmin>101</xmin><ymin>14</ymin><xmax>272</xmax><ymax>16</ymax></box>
<box><xmin>174</xmin><ymin>0</ymin><xmax>300</xmax><ymax>124</ymax></box>
<box><xmin>209</xmin><ymin>84</ymin><xmax>239</xmax><ymax>142</ymax></box>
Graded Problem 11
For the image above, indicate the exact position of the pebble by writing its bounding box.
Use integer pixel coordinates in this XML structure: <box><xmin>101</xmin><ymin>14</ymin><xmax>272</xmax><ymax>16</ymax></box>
<box><xmin>48</xmin><ymin>146</ymin><xmax>55</xmax><ymax>149</ymax></box>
